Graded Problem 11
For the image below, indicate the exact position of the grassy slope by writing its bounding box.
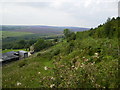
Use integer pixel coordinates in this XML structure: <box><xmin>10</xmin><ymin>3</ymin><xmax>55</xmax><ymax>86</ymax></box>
<box><xmin>2</xmin><ymin>50</ymin><xmax>54</xmax><ymax>88</ymax></box>
<box><xmin>2</xmin><ymin>38</ymin><xmax>119</xmax><ymax>88</ymax></box>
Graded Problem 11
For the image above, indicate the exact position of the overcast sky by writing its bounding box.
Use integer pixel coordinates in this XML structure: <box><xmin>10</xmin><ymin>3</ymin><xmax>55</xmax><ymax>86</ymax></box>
<box><xmin>0</xmin><ymin>0</ymin><xmax>119</xmax><ymax>28</ymax></box>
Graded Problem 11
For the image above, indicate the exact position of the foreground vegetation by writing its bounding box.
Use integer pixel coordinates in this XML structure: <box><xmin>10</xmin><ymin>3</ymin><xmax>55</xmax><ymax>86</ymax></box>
<box><xmin>2</xmin><ymin>17</ymin><xmax>119</xmax><ymax>88</ymax></box>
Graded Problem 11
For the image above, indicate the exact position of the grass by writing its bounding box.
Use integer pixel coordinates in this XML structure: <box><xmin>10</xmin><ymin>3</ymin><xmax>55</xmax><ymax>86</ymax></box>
<box><xmin>2</xmin><ymin>49</ymin><xmax>28</xmax><ymax>53</ymax></box>
<box><xmin>2</xmin><ymin>54</ymin><xmax>54</xmax><ymax>88</ymax></box>
<box><xmin>2</xmin><ymin>38</ymin><xmax>119</xmax><ymax>88</ymax></box>
<box><xmin>1</xmin><ymin>31</ymin><xmax>34</xmax><ymax>38</ymax></box>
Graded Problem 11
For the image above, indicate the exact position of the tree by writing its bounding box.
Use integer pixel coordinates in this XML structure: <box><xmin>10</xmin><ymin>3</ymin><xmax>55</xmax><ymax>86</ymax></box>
<box><xmin>63</xmin><ymin>29</ymin><xmax>71</xmax><ymax>38</ymax></box>
<box><xmin>34</xmin><ymin>39</ymin><xmax>45</xmax><ymax>52</ymax></box>
<box><xmin>63</xmin><ymin>29</ymin><xmax>76</xmax><ymax>42</ymax></box>
<box><xmin>18</xmin><ymin>40</ymin><xmax>26</xmax><ymax>45</ymax></box>
<box><xmin>53</xmin><ymin>38</ymin><xmax>58</xmax><ymax>42</ymax></box>
<box><xmin>67</xmin><ymin>32</ymin><xmax>76</xmax><ymax>41</ymax></box>
<box><xmin>104</xmin><ymin>18</ymin><xmax>112</xmax><ymax>38</ymax></box>
<box><xmin>34</xmin><ymin>39</ymin><xmax>53</xmax><ymax>52</ymax></box>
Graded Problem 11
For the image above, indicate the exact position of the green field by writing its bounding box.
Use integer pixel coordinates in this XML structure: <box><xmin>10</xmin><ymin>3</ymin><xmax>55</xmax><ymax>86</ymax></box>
<box><xmin>2</xmin><ymin>49</ymin><xmax>28</xmax><ymax>53</ymax></box>
<box><xmin>1</xmin><ymin>31</ymin><xmax>34</xmax><ymax>38</ymax></box>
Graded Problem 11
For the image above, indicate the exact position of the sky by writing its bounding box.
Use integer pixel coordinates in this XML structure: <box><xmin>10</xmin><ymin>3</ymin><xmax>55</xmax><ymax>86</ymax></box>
<box><xmin>0</xmin><ymin>0</ymin><xmax>119</xmax><ymax>28</ymax></box>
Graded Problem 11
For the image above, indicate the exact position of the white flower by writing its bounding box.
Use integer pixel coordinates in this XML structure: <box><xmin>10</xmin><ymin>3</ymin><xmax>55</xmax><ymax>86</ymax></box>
<box><xmin>50</xmin><ymin>84</ymin><xmax>55</xmax><ymax>88</ymax></box>
<box><xmin>38</xmin><ymin>72</ymin><xmax>41</xmax><ymax>74</ymax></box>
<box><xmin>75</xmin><ymin>67</ymin><xmax>78</xmax><ymax>70</ymax></box>
<box><xmin>94</xmin><ymin>53</ymin><xmax>99</xmax><ymax>56</ymax></box>
<box><xmin>72</xmin><ymin>65</ymin><xmax>75</xmax><ymax>68</ymax></box>
<box><xmin>91</xmin><ymin>80</ymin><xmax>94</xmax><ymax>82</ymax></box>
<box><xmin>91</xmin><ymin>62</ymin><xmax>95</xmax><ymax>65</ymax></box>
<box><xmin>60</xmin><ymin>75</ymin><xmax>63</xmax><ymax>78</ymax></box>
<box><xmin>82</xmin><ymin>57</ymin><xmax>85</xmax><ymax>59</ymax></box>
<box><xmin>97</xmin><ymin>56</ymin><xmax>99</xmax><ymax>58</ymax></box>
<box><xmin>51</xmin><ymin>77</ymin><xmax>55</xmax><ymax>80</ymax></box>
<box><xmin>85</xmin><ymin>59</ymin><xmax>89</xmax><ymax>62</ymax></box>
<box><xmin>80</xmin><ymin>65</ymin><xmax>83</xmax><ymax>68</ymax></box>
<box><xmin>44</xmin><ymin>66</ymin><xmax>48</xmax><ymax>70</ymax></box>
<box><xmin>43</xmin><ymin>77</ymin><xmax>45</xmax><ymax>79</ymax></box>
<box><xmin>17</xmin><ymin>82</ymin><xmax>21</xmax><ymax>86</ymax></box>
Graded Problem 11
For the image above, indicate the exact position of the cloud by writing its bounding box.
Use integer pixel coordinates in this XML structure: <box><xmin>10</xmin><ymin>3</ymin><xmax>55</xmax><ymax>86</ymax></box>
<box><xmin>1</xmin><ymin>0</ymin><xmax>118</xmax><ymax>28</ymax></box>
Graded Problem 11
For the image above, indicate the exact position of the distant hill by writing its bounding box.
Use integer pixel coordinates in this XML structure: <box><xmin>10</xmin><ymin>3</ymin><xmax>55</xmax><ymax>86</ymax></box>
<box><xmin>2</xmin><ymin>25</ymin><xmax>89</xmax><ymax>34</ymax></box>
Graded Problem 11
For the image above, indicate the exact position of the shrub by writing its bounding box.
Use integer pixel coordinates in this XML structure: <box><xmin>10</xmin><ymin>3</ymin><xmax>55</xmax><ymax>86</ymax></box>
<box><xmin>18</xmin><ymin>60</ymin><xmax>27</xmax><ymax>68</ymax></box>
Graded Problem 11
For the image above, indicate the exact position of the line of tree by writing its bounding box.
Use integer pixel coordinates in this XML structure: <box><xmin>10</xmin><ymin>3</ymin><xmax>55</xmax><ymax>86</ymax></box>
<box><xmin>2</xmin><ymin>39</ymin><xmax>36</xmax><ymax>50</ymax></box>
<box><xmin>89</xmin><ymin>17</ymin><xmax>119</xmax><ymax>39</ymax></box>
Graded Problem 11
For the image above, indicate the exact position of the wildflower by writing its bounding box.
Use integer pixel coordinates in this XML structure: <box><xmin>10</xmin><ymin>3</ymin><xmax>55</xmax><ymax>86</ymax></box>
<box><xmin>38</xmin><ymin>72</ymin><xmax>41</xmax><ymax>74</ymax></box>
<box><xmin>60</xmin><ymin>65</ymin><xmax>64</xmax><ymax>67</ymax></box>
<box><xmin>50</xmin><ymin>84</ymin><xmax>55</xmax><ymax>88</ymax></box>
<box><xmin>91</xmin><ymin>62</ymin><xmax>95</xmax><ymax>65</ymax></box>
<box><xmin>51</xmin><ymin>77</ymin><xmax>55</xmax><ymax>80</ymax></box>
<box><xmin>82</xmin><ymin>57</ymin><xmax>85</xmax><ymax>59</ymax></box>
<box><xmin>80</xmin><ymin>65</ymin><xmax>83</xmax><ymax>68</ymax></box>
<box><xmin>60</xmin><ymin>75</ymin><xmax>62</xmax><ymax>77</ymax></box>
<box><xmin>81</xmin><ymin>63</ymin><xmax>84</xmax><ymax>65</ymax></box>
<box><xmin>94</xmin><ymin>53</ymin><xmax>99</xmax><ymax>56</ymax></box>
<box><xmin>91</xmin><ymin>80</ymin><xmax>94</xmax><ymax>82</ymax></box>
<box><xmin>43</xmin><ymin>77</ymin><xmax>45</xmax><ymax>79</ymax></box>
<box><xmin>80</xmin><ymin>63</ymin><xmax>85</xmax><ymax>68</ymax></box>
<box><xmin>17</xmin><ymin>82</ymin><xmax>21</xmax><ymax>86</ymax></box>
<box><xmin>95</xmin><ymin>84</ymin><xmax>101</xmax><ymax>87</ymax></box>
<box><xmin>84</xmin><ymin>59</ymin><xmax>89</xmax><ymax>62</ymax></box>
<box><xmin>75</xmin><ymin>67</ymin><xmax>78</xmax><ymax>70</ymax></box>
<box><xmin>44</xmin><ymin>66</ymin><xmax>48</xmax><ymax>70</ymax></box>
<box><xmin>72</xmin><ymin>65</ymin><xmax>75</xmax><ymax>68</ymax></box>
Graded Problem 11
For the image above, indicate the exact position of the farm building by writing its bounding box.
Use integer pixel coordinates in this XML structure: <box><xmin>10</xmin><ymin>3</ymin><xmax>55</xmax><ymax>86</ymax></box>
<box><xmin>2</xmin><ymin>51</ymin><xmax>19</xmax><ymax>64</ymax></box>
<box><xmin>1</xmin><ymin>50</ymin><xmax>28</xmax><ymax>64</ymax></box>
<box><xmin>19</xmin><ymin>50</ymin><xmax>28</xmax><ymax>59</ymax></box>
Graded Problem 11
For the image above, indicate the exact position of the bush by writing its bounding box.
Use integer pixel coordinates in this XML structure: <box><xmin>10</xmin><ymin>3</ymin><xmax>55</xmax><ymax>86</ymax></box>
<box><xmin>51</xmin><ymin>49</ymin><xmax>60</xmax><ymax>56</ymax></box>
<box><xmin>34</xmin><ymin>39</ymin><xmax>53</xmax><ymax>52</ymax></box>
<box><xmin>18</xmin><ymin>60</ymin><xmax>27</xmax><ymax>68</ymax></box>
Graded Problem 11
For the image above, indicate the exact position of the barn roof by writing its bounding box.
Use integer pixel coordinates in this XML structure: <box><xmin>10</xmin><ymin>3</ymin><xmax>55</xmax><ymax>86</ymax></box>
<box><xmin>19</xmin><ymin>50</ymin><xmax>28</xmax><ymax>53</ymax></box>
<box><xmin>2</xmin><ymin>51</ymin><xmax>19</xmax><ymax>61</ymax></box>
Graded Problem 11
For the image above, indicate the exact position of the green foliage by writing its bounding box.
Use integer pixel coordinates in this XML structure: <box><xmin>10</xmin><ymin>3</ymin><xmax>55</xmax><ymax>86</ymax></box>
<box><xmin>63</xmin><ymin>29</ymin><xmax>76</xmax><ymax>42</ymax></box>
<box><xmin>2</xmin><ymin>31</ymin><xmax>63</xmax><ymax>50</ymax></box>
<box><xmin>91</xmin><ymin>17</ymin><xmax>119</xmax><ymax>39</ymax></box>
<box><xmin>67</xmin><ymin>32</ymin><xmax>76</xmax><ymax>42</ymax></box>
<box><xmin>34</xmin><ymin>39</ymin><xmax>45</xmax><ymax>52</ymax></box>
<box><xmin>51</xmin><ymin>49</ymin><xmax>60</xmax><ymax>56</ymax></box>
<box><xmin>34</xmin><ymin>39</ymin><xmax>53</xmax><ymax>52</ymax></box>
<box><xmin>18</xmin><ymin>60</ymin><xmax>28</xmax><ymax>68</ymax></box>
<box><xmin>63</xmin><ymin>29</ymin><xmax>71</xmax><ymax>38</ymax></box>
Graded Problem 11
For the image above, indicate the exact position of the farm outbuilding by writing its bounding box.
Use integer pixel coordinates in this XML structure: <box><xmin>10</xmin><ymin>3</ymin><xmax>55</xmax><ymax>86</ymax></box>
<box><xmin>19</xmin><ymin>50</ymin><xmax>28</xmax><ymax>59</ymax></box>
<box><xmin>2</xmin><ymin>51</ymin><xmax>19</xmax><ymax>64</ymax></box>
<box><xmin>1</xmin><ymin>50</ymin><xmax>28</xmax><ymax>64</ymax></box>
